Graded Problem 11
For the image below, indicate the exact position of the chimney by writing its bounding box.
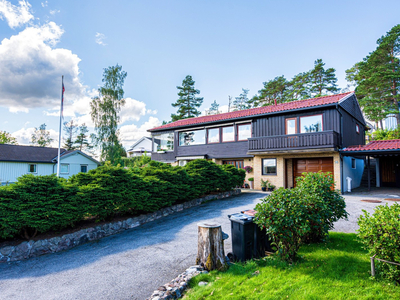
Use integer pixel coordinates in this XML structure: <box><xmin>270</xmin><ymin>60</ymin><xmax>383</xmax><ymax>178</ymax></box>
<box><xmin>274</xmin><ymin>99</ymin><xmax>277</xmax><ymax>106</ymax></box>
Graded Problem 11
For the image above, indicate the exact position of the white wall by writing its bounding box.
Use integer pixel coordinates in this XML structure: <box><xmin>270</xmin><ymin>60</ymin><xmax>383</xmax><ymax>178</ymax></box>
<box><xmin>58</xmin><ymin>153</ymin><xmax>98</xmax><ymax>179</ymax></box>
<box><xmin>342</xmin><ymin>156</ymin><xmax>364</xmax><ymax>192</ymax></box>
<box><xmin>0</xmin><ymin>162</ymin><xmax>54</xmax><ymax>184</ymax></box>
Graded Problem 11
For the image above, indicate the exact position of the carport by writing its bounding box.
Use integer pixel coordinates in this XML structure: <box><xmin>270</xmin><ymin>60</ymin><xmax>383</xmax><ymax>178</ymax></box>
<box><xmin>340</xmin><ymin>140</ymin><xmax>400</xmax><ymax>191</ymax></box>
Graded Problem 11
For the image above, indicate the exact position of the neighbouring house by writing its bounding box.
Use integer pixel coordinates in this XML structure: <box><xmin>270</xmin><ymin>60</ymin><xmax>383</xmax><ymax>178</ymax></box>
<box><xmin>148</xmin><ymin>92</ymin><xmax>367</xmax><ymax>193</ymax></box>
<box><xmin>126</xmin><ymin>137</ymin><xmax>153</xmax><ymax>157</ymax></box>
<box><xmin>0</xmin><ymin>144</ymin><xmax>100</xmax><ymax>185</ymax></box>
<box><xmin>341</xmin><ymin>139</ymin><xmax>400</xmax><ymax>189</ymax></box>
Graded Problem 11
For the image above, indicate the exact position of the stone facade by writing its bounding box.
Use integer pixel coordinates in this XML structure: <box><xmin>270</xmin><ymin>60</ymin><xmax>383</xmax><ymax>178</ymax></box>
<box><xmin>0</xmin><ymin>189</ymin><xmax>241</xmax><ymax>263</ymax></box>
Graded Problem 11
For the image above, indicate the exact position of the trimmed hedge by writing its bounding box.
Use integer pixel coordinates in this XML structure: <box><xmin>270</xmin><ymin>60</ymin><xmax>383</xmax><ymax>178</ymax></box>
<box><xmin>0</xmin><ymin>160</ymin><xmax>245</xmax><ymax>240</ymax></box>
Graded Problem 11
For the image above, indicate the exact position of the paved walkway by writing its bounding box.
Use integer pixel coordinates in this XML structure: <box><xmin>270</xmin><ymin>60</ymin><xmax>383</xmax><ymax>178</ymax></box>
<box><xmin>0</xmin><ymin>188</ymin><xmax>398</xmax><ymax>300</ymax></box>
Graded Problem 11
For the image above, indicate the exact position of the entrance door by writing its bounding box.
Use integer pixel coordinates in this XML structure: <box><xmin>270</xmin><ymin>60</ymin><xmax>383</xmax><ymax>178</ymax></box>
<box><xmin>381</xmin><ymin>157</ymin><xmax>400</xmax><ymax>187</ymax></box>
<box><xmin>293</xmin><ymin>157</ymin><xmax>334</xmax><ymax>186</ymax></box>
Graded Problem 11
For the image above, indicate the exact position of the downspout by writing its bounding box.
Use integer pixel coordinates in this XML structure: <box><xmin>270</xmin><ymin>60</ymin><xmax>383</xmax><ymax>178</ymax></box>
<box><xmin>337</xmin><ymin>104</ymin><xmax>344</xmax><ymax>194</ymax></box>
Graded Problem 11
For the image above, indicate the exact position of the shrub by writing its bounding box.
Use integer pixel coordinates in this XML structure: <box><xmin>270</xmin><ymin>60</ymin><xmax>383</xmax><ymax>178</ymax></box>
<box><xmin>70</xmin><ymin>164</ymin><xmax>150</xmax><ymax>219</ymax></box>
<box><xmin>2</xmin><ymin>175</ymin><xmax>81</xmax><ymax>239</ymax></box>
<box><xmin>254</xmin><ymin>188</ymin><xmax>311</xmax><ymax>262</ymax></box>
<box><xmin>185</xmin><ymin>160</ymin><xmax>230</xmax><ymax>194</ymax></box>
<box><xmin>358</xmin><ymin>203</ymin><xmax>400</xmax><ymax>283</ymax></box>
<box><xmin>220</xmin><ymin>164</ymin><xmax>246</xmax><ymax>189</ymax></box>
<box><xmin>295</xmin><ymin>172</ymin><xmax>348</xmax><ymax>243</ymax></box>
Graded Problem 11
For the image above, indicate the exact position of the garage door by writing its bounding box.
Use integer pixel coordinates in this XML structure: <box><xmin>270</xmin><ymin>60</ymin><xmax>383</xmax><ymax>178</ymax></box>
<box><xmin>293</xmin><ymin>157</ymin><xmax>333</xmax><ymax>186</ymax></box>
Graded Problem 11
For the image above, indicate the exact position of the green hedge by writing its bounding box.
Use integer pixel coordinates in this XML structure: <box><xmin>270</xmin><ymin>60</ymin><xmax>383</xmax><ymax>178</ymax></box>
<box><xmin>0</xmin><ymin>159</ymin><xmax>245</xmax><ymax>240</ymax></box>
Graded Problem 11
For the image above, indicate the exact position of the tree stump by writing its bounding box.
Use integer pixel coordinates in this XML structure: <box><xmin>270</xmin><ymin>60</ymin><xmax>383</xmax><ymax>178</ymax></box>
<box><xmin>196</xmin><ymin>222</ymin><xmax>227</xmax><ymax>271</ymax></box>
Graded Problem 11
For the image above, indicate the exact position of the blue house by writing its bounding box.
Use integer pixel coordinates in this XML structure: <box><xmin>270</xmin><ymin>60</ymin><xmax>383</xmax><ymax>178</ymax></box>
<box><xmin>0</xmin><ymin>144</ymin><xmax>100</xmax><ymax>184</ymax></box>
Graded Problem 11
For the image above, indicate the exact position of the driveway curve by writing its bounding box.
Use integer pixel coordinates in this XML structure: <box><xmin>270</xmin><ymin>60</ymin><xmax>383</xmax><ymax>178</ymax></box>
<box><xmin>0</xmin><ymin>191</ymin><xmax>266</xmax><ymax>300</ymax></box>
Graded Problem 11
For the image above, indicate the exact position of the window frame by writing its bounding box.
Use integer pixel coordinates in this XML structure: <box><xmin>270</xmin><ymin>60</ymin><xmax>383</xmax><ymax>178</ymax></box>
<box><xmin>262</xmin><ymin>158</ymin><xmax>277</xmax><ymax>176</ymax></box>
<box><xmin>285</xmin><ymin>117</ymin><xmax>297</xmax><ymax>135</ymax></box>
<box><xmin>154</xmin><ymin>132</ymin><xmax>174</xmax><ymax>151</ymax></box>
<box><xmin>60</xmin><ymin>164</ymin><xmax>69</xmax><ymax>174</ymax></box>
<box><xmin>207</xmin><ymin>127</ymin><xmax>220</xmax><ymax>144</ymax></box>
<box><xmin>299</xmin><ymin>114</ymin><xmax>324</xmax><ymax>133</ymax></box>
<box><xmin>80</xmin><ymin>165</ymin><xmax>88</xmax><ymax>173</ymax></box>
<box><xmin>28</xmin><ymin>164</ymin><xmax>37</xmax><ymax>173</ymax></box>
<box><xmin>222</xmin><ymin>160</ymin><xmax>244</xmax><ymax>169</ymax></box>
<box><xmin>221</xmin><ymin>125</ymin><xmax>235</xmax><ymax>143</ymax></box>
<box><xmin>237</xmin><ymin>123</ymin><xmax>252</xmax><ymax>141</ymax></box>
<box><xmin>179</xmin><ymin>129</ymin><xmax>206</xmax><ymax>146</ymax></box>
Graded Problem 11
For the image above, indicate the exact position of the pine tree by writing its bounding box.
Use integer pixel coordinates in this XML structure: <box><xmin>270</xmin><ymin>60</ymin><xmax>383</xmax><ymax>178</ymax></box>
<box><xmin>249</xmin><ymin>76</ymin><xmax>289</xmax><ymax>107</ymax></box>
<box><xmin>206</xmin><ymin>100</ymin><xmax>220</xmax><ymax>115</ymax></box>
<box><xmin>74</xmin><ymin>124</ymin><xmax>94</xmax><ymax>152</ymax></box>
<box><xmin>349</xmin><ymin>25</ymin><xmax>400</xmax><ymax>125</ymax></box>
<box><xmin>287</xmin><ymin>72</ymin><xmax>311</xmax><ymax>101</ymax></box>
<box><xmin>171</xmin><ymin>75</ymin><xmax>203</xmax><ymax>121</ymax></box>
<box><xmin>233</xmin><ymin>89</ymin><xmax>250</xmax><ymax>111</ymax></box>
<box><xmin>309</xmin><ymin>59</ymin><xmax>339</xmax><ymax>97</ymax></box>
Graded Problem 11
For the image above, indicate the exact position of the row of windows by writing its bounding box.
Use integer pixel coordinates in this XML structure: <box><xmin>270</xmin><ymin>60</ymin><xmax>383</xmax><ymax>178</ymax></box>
<box><xmin>179</xmin><ymin>124</ymin><xmax>251</xmax><ymax>146</ymax></box>
<box><xmin>28</xmin><ymin>164</ymin><xmax>88</xmax><ymax>174</ymax></box>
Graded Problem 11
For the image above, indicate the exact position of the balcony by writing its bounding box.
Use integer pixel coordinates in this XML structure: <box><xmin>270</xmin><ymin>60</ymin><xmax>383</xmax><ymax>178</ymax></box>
<box><xmin>248</xmin><ymin>130</ymin><xmax>340</xmax><ymax>152</ymax></box>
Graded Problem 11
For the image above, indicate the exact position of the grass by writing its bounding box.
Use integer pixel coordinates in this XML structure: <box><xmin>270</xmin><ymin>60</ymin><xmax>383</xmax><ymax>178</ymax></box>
<box><xmin>183</xmin><ymin>232</ymin><xmax>400</xmax><ymax>299</ymax></box>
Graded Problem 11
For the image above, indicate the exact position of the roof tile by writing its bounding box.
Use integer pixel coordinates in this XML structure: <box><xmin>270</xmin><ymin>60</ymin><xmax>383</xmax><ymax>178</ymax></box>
<box><xmin>149</xmin><ymin>92</ymin><xmax>353</xmax><ymax>131</ymax></box>
<box><xmin>343</xmin><ymin>139</ymin><xmax>400</xmax><ymax>151</ymax></box>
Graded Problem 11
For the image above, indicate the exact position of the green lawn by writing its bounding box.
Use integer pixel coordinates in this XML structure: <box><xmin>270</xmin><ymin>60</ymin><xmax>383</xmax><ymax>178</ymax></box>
<box><xmin>184</xmin><ymin>233</ymin><xmax>400</xmax><ymax>300</ymax></box>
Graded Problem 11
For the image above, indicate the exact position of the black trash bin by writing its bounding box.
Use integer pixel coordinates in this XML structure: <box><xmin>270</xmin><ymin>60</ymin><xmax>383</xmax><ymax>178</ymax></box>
<box><xmin>228</xmin><ymin>213</ymin><xmax>269</xmax><ymax>262</ymax></box>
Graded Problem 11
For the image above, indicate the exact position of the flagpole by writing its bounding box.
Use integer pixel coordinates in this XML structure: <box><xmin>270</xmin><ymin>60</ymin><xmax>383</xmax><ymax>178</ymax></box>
<box><xmin>57</xmin><ymin>75</ymin><xmax>64</xmax><ymax>177</ymax></box>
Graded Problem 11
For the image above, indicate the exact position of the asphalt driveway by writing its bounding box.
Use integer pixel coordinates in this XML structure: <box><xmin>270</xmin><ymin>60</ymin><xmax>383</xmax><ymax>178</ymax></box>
<box><xmin>0</xmin><ymin>191</ymin><xmax>266</xmax><ymax>300</ymax></box>
<box><xmin>0</xmin><ymin>189</ymin><xmax>397</xmax><ymax>300</ymax></box>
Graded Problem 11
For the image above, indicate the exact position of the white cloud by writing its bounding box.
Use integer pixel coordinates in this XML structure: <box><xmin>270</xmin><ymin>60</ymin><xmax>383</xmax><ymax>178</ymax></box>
<box><xmin>120</xmin><ymin>97</ymin><xmax>147</xmax><ymax>124</ymax></box>
<box><xmin>146</xmin><ymin>109</ymin><xmax>157</xmax><ymax>115</ymax></box>
<box><xmin>95</xmin><ymin>32</ymin><xmax>106</xmax><ymax>46</ymax></box>
<box><xmin>41</xmin><ymin>1</ymin><xmax>48</xmax><ymax>7</ymax></box>
<box><xmin>9</xmin><ymin>106</ymin><xmax>29</xmax><ymax>113</ymax></box>
<box><xmin>0</xmin><ymin>0</ymin><xmax>33</xmax><ymax>28</ymax></box>
<box><xmin>49</xmin><ymin>9</ymin><xmax>60</xmax><ymax>15</ymax></box>
<box><xmin>119</xmin><ymin>116</ymin><xmax>161</xmax><ymax>149</ymax></box>
<box><xmin>0</xmin><ymin>22</ymin><xmax>86</xmax><ymax>111</ymax></box>
<box><xmin>12</xmin><ymin>126</ymin><xmax>59</xmax><ymax>147</ymax></box>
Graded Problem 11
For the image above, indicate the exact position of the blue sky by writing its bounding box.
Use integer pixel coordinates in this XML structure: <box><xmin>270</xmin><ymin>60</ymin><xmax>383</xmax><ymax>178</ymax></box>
<box><xmin>0</xmin><ymin>0</ymin><xmax>399</xmax><ymax>149</ymax></box>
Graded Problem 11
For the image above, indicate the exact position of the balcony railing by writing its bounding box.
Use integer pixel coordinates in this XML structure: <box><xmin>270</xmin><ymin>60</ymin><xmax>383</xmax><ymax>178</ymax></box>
<box><xmin>248</xmin><ymin>130</ymin><xmax>340</xmax><ymax>152</ymax></box>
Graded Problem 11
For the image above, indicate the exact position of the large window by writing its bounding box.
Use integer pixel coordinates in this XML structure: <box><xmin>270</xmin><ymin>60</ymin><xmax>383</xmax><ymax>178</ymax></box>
<box><xmin>300</xmin><ymin>115</ymin><xmax>323</xmax><ymax>133</ymax></box>
<box><xmin>237</xmin><ymin>124</ymin><xmax>251</xmax><ymax>141</ymax></box>
<box><xmin>262</xmin><ymin>158</ymin><xmax>277</xmax><ymax>175</ymax></box>
<box><xmin>286</xmin><ymin>118</ymin><xmax>297</xmax><ymax>135</ymax></box>
<box><xmin>222</xmin><ymin>126</ymin><xmax>235</xmax><ymax>142</ymax></box>
<box><xmin>179</xmin><ymin>129</ymin><xmax>206</xmax><ymax>146</ymax></box>
<box><xmin>207</xmin><ymin>128</ymin><xmax>220</xmax><ymax>143</ymax></box>
<box><xmin>154</xmin><ymin>133</ymin><xmax>174</xmax><ymax>151</ymax></box>
<box><xmin>81</xmin><ymin>165</ymin><xmax>88</xmax><ymax>173</ymax></box>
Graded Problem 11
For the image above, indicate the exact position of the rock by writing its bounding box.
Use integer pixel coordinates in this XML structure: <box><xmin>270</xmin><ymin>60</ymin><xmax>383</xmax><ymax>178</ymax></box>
<box><xmin>198</xmin><ymin>281</ymin><xmax>208</xmax><ymax>286</ymax></box>
<box><xmin>0</xmin><ymin>246</ymin><xmax>15</xmax><ymax>256</ymax></box>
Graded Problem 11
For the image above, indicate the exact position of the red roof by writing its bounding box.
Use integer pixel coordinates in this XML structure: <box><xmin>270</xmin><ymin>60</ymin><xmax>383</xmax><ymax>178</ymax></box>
<box><xmin>149</xmin><ymin>92</ymin><xmax>354</xmax><ymax>132</ymax></box>
<box><xmin>343</xmin><ymin>140</ymin><xmax>400</xmax><ymax>152</ymax></box>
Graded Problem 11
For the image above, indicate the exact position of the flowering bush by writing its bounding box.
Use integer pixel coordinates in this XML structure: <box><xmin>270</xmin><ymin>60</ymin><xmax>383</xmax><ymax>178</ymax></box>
<box><xmin>244</xmin><ymin>166</ymin><xmax>253</xmax><ymax>173</ymax></box>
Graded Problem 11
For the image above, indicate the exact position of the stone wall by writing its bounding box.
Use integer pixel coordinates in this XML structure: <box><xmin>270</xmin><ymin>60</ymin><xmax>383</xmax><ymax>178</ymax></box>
<box><xmin>0</xmin><ymin>189</ymin><xmax>241</xmax><ymax>263</ymax></box>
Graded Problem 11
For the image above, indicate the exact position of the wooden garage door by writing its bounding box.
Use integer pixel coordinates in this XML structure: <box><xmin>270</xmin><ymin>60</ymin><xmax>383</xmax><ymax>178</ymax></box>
<box><xmin>293</xmin><ymin>157</ymin><xmax>333</xmax><ymax>186</ymax></box>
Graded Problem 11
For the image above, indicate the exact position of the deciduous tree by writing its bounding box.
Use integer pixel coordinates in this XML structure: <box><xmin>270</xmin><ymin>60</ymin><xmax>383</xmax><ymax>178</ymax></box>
<box><xmin>90</xmin><ymin>64</ymin><xmax>127</xmax><ymax>164</ymax></box>
<box><xmin>31</xmin><ymin>124</ymin><xmax>53</xmax><ymax>147</ymax></box>
<box><xmin>0</xmin><ymin>131</ymin><xmax>18</xmax><ymax>144</ymax></box>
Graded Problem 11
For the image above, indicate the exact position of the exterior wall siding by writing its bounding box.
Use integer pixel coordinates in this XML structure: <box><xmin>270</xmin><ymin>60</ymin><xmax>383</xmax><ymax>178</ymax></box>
<box><xmin>341</xmin><ymin>109</ymin><xmax>365</xmax><ymax>148</ymax></box>
<box><xmin>252</xmin><ymin>108</ymin><xmax>340</xmax><ymax>138</ymax></box>
<box><xmin>0</xmin><ymin>162</ymin><xmax>54</xmax><ymax>184</ymax></box>
<box><xmin>58</xmin><ymin>153</ymin><xmax>98</xmax><ymax>179</ymax></box>
<box><xmin>342</xmin><ymin>156</ymin><xmax>364</xmax><ymax>191</ymax></box>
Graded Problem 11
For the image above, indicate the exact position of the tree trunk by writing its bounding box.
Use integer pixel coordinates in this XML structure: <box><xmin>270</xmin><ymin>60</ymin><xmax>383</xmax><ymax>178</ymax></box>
<box><xmin>196</xmin><ymin>222</ymin><xmax>227</xmax><ymax>271</ymax></box>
